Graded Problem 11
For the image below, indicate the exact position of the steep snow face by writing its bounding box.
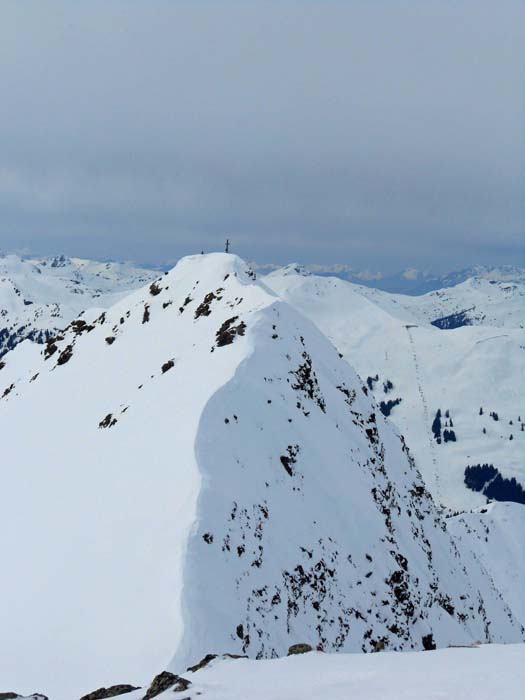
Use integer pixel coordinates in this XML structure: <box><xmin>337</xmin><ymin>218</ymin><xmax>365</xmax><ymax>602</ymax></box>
<box><xmin>0</xmin><ymin>253</ymin><xmax>156</xmax><ymax>356</ymax></box>
<box><xmin>0</xmin><ymin>254</ymin><xmax>522</xmax><ymax>700</ymax></box>
<box><xmin>448</xmin><ymin>503</ymin><xmax>525</xmax><ymax>627</ymax></box>
<box><xmin>265</xmin><ymin>269</ymin><xmax>525</xmax><ymax>511</ymax></box>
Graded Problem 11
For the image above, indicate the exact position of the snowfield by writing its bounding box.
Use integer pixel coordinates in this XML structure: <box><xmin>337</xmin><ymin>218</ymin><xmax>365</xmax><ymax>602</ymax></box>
<box><xmin>138</xmin><ymin>644</ymin><xmax>525</xmax><ymax>700</ymax></box>
<box><xmin>12</xmin><ymin>644</ymin><xmax>525</xmax><ymax>700</ymax></box>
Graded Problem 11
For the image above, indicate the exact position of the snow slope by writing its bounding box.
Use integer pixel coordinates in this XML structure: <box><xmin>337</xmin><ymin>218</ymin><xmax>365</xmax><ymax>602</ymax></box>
<box><xmin>1</xmin><ymin>254</ymin><xmax>522</xmax><ymax>700</ymax></box>
<box><xmin>448</xmin><ymin>503</ymin><xmax>525</xmax><ymax>627</ymax></box>
<box><xmin>120</xmin><ymin>643</ymin><xmax>525</xmax><ymax>700</ymax></box>
<box><xmin>8</xmin><ymin>645</ymin><xmax>525</xmax><ymax>700</ymax></box>
<box><xmin>265</xmin><ymin>266</ymin><xmax>525</xmax><ymax>510</ymax></box>
<box><xmin>0</xmin><ymin>253</ymin><xmax>156</xmax><ymax>356</ymax></box>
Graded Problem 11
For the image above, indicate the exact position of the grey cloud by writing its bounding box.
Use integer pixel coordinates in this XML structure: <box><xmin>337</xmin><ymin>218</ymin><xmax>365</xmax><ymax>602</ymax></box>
<box><xmin>0</xmin><ymin>0</ymin><xmax>523</xmax><ymax>271</ymax></box>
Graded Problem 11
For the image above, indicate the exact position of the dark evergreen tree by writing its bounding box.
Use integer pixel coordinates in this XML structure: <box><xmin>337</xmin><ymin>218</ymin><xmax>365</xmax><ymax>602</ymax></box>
<box><xmin>431</xmin><ymin>409</ymin><xmax>442</xmax><ymax>443</ymax></box>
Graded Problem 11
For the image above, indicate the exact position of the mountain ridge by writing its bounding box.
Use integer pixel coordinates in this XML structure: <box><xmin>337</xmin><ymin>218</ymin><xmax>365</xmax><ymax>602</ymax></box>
<box><xmin>1</xmin><ymin>253</ymin><xmax>522</xmax><ymax>700</ymax></box>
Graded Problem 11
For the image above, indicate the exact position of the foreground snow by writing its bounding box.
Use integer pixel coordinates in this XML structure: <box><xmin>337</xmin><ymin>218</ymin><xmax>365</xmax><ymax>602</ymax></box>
<box><xmin>171</xmin><ymin>645</ymin><xmax>525</xmax><ymax>700</ymax></box>
<box><xmin>79</xmin><ymin>644</ymin><xmax>525</xmax><ymax>700</ymax></box>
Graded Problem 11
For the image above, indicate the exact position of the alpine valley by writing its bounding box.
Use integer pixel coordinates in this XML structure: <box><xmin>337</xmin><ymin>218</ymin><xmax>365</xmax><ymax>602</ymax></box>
<box><xmin>1</xmin><ymin>253</ymin><xmax>523</xmax><ymax>700</ymax></box>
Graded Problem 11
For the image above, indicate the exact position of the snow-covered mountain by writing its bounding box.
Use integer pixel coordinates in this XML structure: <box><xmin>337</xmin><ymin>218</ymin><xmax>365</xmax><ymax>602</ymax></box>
<box><xmin>254</xmin><ymin>263</ymin><xmax>525</xmax><ymax>295</ymax></box>
<box><xmin>1</xmin><ymin>253</ymin><xmax>522</xmax><ymax>700</ymax></box>
<box><xmin>265</xmin><ymin>266</ymin><xmax>525</xmax><ymax>511</ymax></box>
<box><xmin>0</xmin><ymin>253</ymin><xmax>156</xmax><ymax>356</ymax></box>
<box><xmin>353</xmin><ymin>276</ymin><xmax>524</xmax><ymax>329</ymax></box>
<box><xmin>332</xmin><ymin>265</ymin><xmax>525</xmax><ymax>296</ymax></box>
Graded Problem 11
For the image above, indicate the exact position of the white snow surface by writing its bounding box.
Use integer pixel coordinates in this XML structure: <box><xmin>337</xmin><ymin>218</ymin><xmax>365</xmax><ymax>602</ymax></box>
<box><xmin>139</xmin><ymin>644</ymin><xmax>525</xmax><ymax>700</ymax></box>
<box><xmin>1</xmin><ymin>254</ymin><xmax>523</xmax><ymax>700</ymax></box>
<box><xmin>448</xmin><ymin>502</ymin><xmax>525</xmax><ymax>627</ymax></box>
<box><xmin>265</xmin><ymin>267</ymin><xmax>525</xmax><ymax>510</ymax></box>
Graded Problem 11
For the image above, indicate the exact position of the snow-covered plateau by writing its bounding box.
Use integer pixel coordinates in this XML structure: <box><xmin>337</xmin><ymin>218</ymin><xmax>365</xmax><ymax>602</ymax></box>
<box><xmin>1</xmin><ymin>253</ymin><xmax>523</xmax><ymax>700</ymax></box>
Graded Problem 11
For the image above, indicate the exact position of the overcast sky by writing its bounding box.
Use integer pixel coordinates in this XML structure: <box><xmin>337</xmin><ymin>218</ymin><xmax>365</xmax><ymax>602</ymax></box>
<box><xmin>0</xmin><ymin>1</ymin><xmax>523</xmax><ymax>272</ymax></box>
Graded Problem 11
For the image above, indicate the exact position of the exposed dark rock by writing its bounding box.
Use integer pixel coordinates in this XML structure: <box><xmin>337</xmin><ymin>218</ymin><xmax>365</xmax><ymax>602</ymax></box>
<box><xmin>99</xmin><ymin>413</ymin><xmax>117</xmax><ymax>429</ymax></box>
<box><xmin>70</xmin><ymin>319</ymin><xmax>95</xmax><ymax>335</ymax></box>
<box><xmin>195</xmin><ymin>292</ymin><xmax>217</xmax><ymax>318</ymax></box>
<box><xmin>79</xmin><ymin>684</ymin><xmax>139</xmax><ymax>700</ymax></box>
<box><xmin>2</xmin><ymin>383</ymin><xmax>14</xmax><ymax>398</ymax></box>
<box><xmin>215</xmin><ymin>317</ymin><xmax>246</xmax><ymax>347</ymax></box>
<box><xmin>287</xmin><ymin>643</ymin><xmax>313</xmax><ymax>655</ymax></box>
<box><xmin>290</xmin><ymin>352</ymin><xmax>326</xmax><ymax>413</ymax></box>
<box><xmin>0</xmin><ymin>695</ymin><xmax>48</xmax><ymax>700</ymax></box>
<box><xmin>105</xmin><ymin>336</ymin><xmax>116</xmax><ymax>345</ymax></box>
<box><xmin>142</xmin><ymin>305</ymin><xmax>150</xmax><ymax>324</ymax></box>
<box><xmin>56</xmin><ymin>344</ymin><xmax>74</xmax><ymax>365</ymax></box>
<box><xmin>44</xmin><ymin>339</ymin><xmax>61</xmax><ymax>359</ymax></box>
<box><xmin>280</xmin><ymin>445</ymin><xmax>299</xmax><ymax>477</ymax></box>
<box><xmin>143</xmin><ymin>671</ymin><xmax>190</xmax><ymax>699</ymax></box>
<box><xmin>372</xmin><ymin>638</ymin><xmax>387</xmax><ymax>652</ymax></box>
<box><xmin>186</xmin><ymin>653</ymin><xmax>217</xmax><ymax>673</ymax></box>
<box><xmin>149</xmin><ymin>282</ymin><xmax>162</xmax><ymax>296</ymax></box>
<box><xmin>422</xmin><ymin>633</ymin><xmax>436</xmax><ymax>650</ymax></box>
<box><xmin>161</xmin><ymin>359</ymin><xmax>175</xmax><ymax>374</ymax></box>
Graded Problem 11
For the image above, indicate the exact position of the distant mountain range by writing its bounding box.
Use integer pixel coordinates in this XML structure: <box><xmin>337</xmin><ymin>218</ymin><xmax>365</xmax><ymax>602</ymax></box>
<box><xmin>253</xmin><ymin>263</ymin><xmax>525</xmax><ymax>295</ymax></box>
<box><xmin>0</xmin><ymin>253</ymin><xmax>156</xmax><ymax>356</ymax></box>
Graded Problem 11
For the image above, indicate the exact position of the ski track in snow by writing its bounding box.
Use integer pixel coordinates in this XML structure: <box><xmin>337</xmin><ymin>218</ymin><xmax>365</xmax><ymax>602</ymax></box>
<box><xmin>405</xmin><ymin>325</ymin><xmax>442</xmax><ymax>506</ymax></box>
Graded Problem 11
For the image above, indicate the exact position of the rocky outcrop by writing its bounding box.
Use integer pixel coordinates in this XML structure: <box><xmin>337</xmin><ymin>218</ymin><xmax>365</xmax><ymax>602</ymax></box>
<box><xmin>79</xmin><ymin>685</ymin><xmax>139</xmax><ymax>700</ymax></box>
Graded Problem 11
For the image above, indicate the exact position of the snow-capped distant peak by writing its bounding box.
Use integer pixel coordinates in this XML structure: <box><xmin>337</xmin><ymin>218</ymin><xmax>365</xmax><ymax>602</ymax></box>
<box><xmin>269</xmin><ymin>263</ymin><xmax>311</xmax><ymax>278</ymax></box>
<box><xmin>0</xmin><ymin>252</ymin><xmax>158</xmax><ymax>357</ymax></box>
